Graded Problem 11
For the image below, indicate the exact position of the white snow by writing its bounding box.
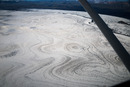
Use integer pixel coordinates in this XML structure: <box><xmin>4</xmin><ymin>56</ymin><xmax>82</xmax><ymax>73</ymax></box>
<box><xmin>0</xmin><ymin>9</ymin><xmax>130</xmax><ymax>87</ymax></box>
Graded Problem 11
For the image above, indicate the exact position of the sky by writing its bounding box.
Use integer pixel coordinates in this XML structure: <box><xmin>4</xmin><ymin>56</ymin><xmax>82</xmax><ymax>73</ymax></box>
<box><xmin>0</xmin><ymin>0</ymin><xmax>129</xmax><ymax>3</ymax></box>
<box><xmin>0</xmin><ymin>0</ymin><xmax>129</xmax><ymax>1</ymax></box>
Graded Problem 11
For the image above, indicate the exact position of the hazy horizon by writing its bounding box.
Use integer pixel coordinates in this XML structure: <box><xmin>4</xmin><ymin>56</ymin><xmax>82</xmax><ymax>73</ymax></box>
<box><xmin>0</xmin><ymin>0</ymin><xmax>129</xmax><ymax>2</ymax></box>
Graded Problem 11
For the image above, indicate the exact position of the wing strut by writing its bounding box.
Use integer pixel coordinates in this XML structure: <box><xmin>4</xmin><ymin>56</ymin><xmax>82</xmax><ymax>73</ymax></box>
<box><xmin>78</xmin><ymin>0</ymin><xmax>130</xmax><ymax>72</ymax></box>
